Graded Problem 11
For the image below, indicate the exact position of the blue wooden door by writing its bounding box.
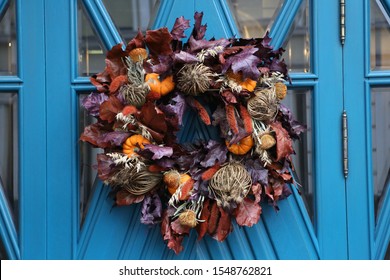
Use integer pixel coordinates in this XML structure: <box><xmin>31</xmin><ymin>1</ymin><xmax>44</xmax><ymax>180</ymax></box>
<box><xmin>0</xmin><ymin>0</ymin><xmax>388</xmax><ymax>259</ymax></box>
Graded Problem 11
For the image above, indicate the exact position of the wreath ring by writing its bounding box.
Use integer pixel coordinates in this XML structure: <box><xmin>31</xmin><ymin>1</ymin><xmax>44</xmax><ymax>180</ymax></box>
<box><xmin>80</xmin><ymin>12</ymin><xmax>305</xmax><ymax>254</ymax></box>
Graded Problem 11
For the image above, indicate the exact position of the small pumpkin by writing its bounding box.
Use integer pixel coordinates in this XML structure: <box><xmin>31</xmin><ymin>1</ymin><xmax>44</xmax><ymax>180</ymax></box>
<box><xmin>275</xmin><ymin>82</ymin><xmax>287</xmax><ymax>100</ymax></box>
<box><xmin>226</xmin><ymin>70</ymin><xmax>257</xmax><ymax>92</ymax></box>
<box><xmin>123</xmin><ymin>134</ymin><xmax>151</xmax><ymax>157</ymax></box>
<box><xmin>128</xmin><ymin>47</ymin><xmax>148</xmax><ymax>62</ymax></box>
<box><xmin>226</xmin><ymin>135</ymin><xmax>254</xmax><ymax>155</ymax></box>
<box><xmin>145</xmin><ymin>73</ymin><xmax>175</xmax><ymax>99</ymax></box>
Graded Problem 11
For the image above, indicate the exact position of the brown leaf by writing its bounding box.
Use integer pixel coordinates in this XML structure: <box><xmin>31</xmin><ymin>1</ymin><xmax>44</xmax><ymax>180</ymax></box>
<box><xmin>221</xmin><ymin>90</ymin><xmax>238</xmax><ymax>103</ymax></box>
<box><xmin>116</xmin><ymin>190</ymin><xmax>144</xmax><ymax>206</ymax></box>
<box><xmin>145</xmin><ymin>27</ymin><xmax>173</xmax><ymax>57</ymax></box>
<box><xmin>105</xmin><ymin>44</ymin><xmax>128</xmax><ymax>79</ymax></box>
<box><xmin>135</xmin><ymin>102</ymin><xmax>168</xmax><ymax>143</ymax></box>
<box><xmin>109</xmin><ymin>75</ymin><xmax>127</xmax><ymax>94</ymax></box>
<box><xmin>125</xmin><ymin>30</ymin><xmax>145</xmax><ymax>52</ymax></box>
<box><xmin>214</xmin><ymin>207</ymin><xmax>232</xmax><ymax>241</ymax></box>
<box><xmin>251</xmin><ymin>183</ymin><xmax>262</xmax><ymax>203</ymax></box>
<box><xmin>271</xmin><ymin>122</ymin><xmax>294</xmax><ymax>162</ymax></box>
<box><xmin>99</xmin><ymin>95</ymin><xmax>124</xmax><ymax>123</ymax></box>
<box><xmin>207</xmin><ymin>201</ymin><xmax>220</xmax><ymax>235</ymax></box>
<box><xmin>161</xmin><ymin>210</ymin><xmax>184</xmax><ymax>255</ymax></box>
<box><xmin>234</xmin><ymin>198</ymin><xmax>262</xmax><ymax>227</ymax></box>
<box><xmin>196</xmin><ymin>199</ymin><xmax>210</xmax><ymax>240</ymax></box>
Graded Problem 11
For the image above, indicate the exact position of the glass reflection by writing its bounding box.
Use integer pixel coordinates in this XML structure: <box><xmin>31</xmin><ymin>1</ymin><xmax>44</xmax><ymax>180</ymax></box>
<box><xmin>78</xmin><ymin>93</ymin><xmax>101</xmax><ymax>227</ymax></box>
<box><xmin>371</xmin><ymin>88</ymin><xmax>390</xmax><ymax>221</ymax></box>
<box><xmin>370</xmin><ymin>0</ymin><xmax>390</xmax><ymax>70</ymax></box>
<box><xmin>0</xmin><ymin>93</ymin><xmax>19</xmax><ymax>230</ymax></box>
<box><xmin>282</xmin><ymin>88</ymin><xmax>314</xmax><ymax>222</ymax></box>
<box><xmin>0</xmin><ymin>0</ymin><xmax>17</xmax><ymax>75</ymax></box>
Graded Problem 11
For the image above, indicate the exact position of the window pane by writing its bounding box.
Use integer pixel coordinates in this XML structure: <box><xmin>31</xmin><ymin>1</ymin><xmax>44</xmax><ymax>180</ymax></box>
<box><xmin>282</xmin><ymin>88</ymin><xmax>314</xmax><ymax>222</ymax></box>
<box><xmin>102</xmin><ymin>0</ymin><xmax>159</xmax><ymax>43</ymax></box>
<box><xmin>78</xmin><ymin>93</ymin><xmax>101</xmax><ymax>227</ymax></box>
<box><xmin>282</xmin><ymin>0</ymin><xmax>311</xmax><ymax>73</ymax></box>
<box><xmin>0</xmin><ymin>0</ymin><xmax>17</xmax><ymax>75</ymax></box>
<box><xmin>0</xmin><ymin>239</ymin><xmax>8</xmax><ymax>260</ymax></box>
<box><xmin>371</xmin><ymin>88</ymin><xmax>390</xmax><ymax>221</ymax></box>
<box><xmin>370</xmin><ymin>0</ymin><xmax>390</xmax><ymax>70</ymax></box>
<box><xmin>0</xmin><ymin>93</ymin><xmax>19</xmax><ymax>230</ymax></box>
<box><xmin>227</xmin><ymin>0</ymin><xmax>283</xmax><ymax>38</ymax></box>
<box><xmin>78</xmin><ymin>0</ymin><xmax>106</xmax><ymax>76</ymax></box>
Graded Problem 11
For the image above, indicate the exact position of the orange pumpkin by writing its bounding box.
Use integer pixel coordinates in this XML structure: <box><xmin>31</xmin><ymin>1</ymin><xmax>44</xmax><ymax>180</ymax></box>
<box><xmin>226</xmin><ymin>71</ymin><xmax>257</xmax><ymax>92</ymax></box>
<box><xmin>226</xmin><ymin>135</ymin><xmax>254</xmax><ymax>155</ymax></box>
<box><xmin>145</xmin><ymin>73</ymin><xmax>175</xmax><ymax>98</ymax></box>
<box><xmin>164</xmin><ymin>172</ymin><xmax>193</xmax><ymax>200</ymax></box>
<box><xmin>123</xmin><ymin>135</ymin><xmax>150</xmax><ymax>157</ymax></box>
<box><xmin>128</xmin><ymin>47</ymin><xmax>148</xmax><ymax>62</ymax></box>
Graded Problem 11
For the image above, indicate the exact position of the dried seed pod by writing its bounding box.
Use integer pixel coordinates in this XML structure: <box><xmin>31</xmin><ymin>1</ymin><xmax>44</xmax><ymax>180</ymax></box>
<box><xmin>209</xmin><ymin>162</ymin><xmax>252</xmax><ymax>209</ymax></box>
<box><xmin>106</xmin><ymin>164</ymin><xmax>162</xmax><ymax>196</ymax></box>
<box><xmin>259</xmin><ymin>133</ymin><xmax>276</xmax><ymax>150</ymax></box>
<box><xmin>247</xmin><ymin>89</ymin><xmax>278</xmax><ymax>122</ymax></box>
<box><xmin>163</xmin><ymin>170</ymin><xmax>181</xmax><ymax>194</ymax></box>
<box><xmin>178</xmin><ymin>210</ymin><xmax>198</xmax><ymax>228</ymax></box>
<box><xmin>177</xmin><ymin>63</ymin><xmax>214</xmax><ymax>95</ymax></box>
<box><xmin>275</xmin><ymin>82</ymin><xmax>287</xmax><ymax>100</ymax></box>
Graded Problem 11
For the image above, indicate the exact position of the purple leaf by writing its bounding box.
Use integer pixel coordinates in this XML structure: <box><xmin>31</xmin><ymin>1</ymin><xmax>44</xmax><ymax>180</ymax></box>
<box><xmin>171</xmin><ymin>16</ymin><xmax>190</xmax><ymax>40</ymax></box>
<box><xmin>278</xmin><ymin>104</ymin><xmax>306</xmax><ymax>139</ymax></box>
<box><xmin>188</xmin><ymin>36</ymin><xmax>231</xmax><ymax>53</ymax></box>
<box><xmin>192</xmin><ymin>11</ymin><xmax>207</xmax><ymax>40</ymax></box>
<box><xmin>174</xmin><ymin>51</ymin><xmax>199</xmax><ymax>64</ymax></box>
<box><xmin>96</xmin><ymin>153</ymin><xmax>116</xmax><ymax>181</ymax></box>
<box><xmin>245</xmin><ymin>159</ymin><xmax>268</xmax><ymax>186</ymax></box>
<box><xmin>141</xmin><ymin>193</ymin><xmax>162</xmax><ymax>225</ymax></box>
<box><xmin>81</xmin><ymin>92</ymin><xmax>109</xmax><ymax>117</ymax></box>
<box><xmin>143</xmin><ymin>55</ymin><xmax>173</xmax><ymax>75</ymax></box>
<box><xmin>200</xmin><ymin>140</ymin><xmax>228</xmax><ymax>168</ymax></box>
<box><xmin>222</xmin><ymin>47</ymin><xmax>261</xmax><ymax>80</ymax></box>
<box><xmin>143</xmin><ymin>144</ymin><xmax>173</xmax><ymax>160</ymax></box>
<box><xmin>158</xmin><ymin>93</ymin><xmax>187</xmax><ymax>125</ymax></box>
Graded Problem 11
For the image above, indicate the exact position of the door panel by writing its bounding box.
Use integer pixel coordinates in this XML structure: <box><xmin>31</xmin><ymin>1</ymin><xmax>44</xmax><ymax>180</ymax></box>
<box><xmin>6</xmin><ymin>0</ymin><xmax>384</xmax><ymax>260</ymax></box>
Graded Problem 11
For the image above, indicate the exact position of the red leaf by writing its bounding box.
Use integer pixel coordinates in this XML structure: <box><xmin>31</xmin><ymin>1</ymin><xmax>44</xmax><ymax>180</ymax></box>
<box><xmin>271</xmin><ymin>122</ymin><xmax>294</xmax><ymax>161</ymax></box>
<box><xmin>99</xmin><ymin>95</ymin><xmax>124</xmax><ymax>123</ymax></box>
<box><xmin>105</xmin><ymin>44</ymin><xmax>127</xmax><ymax>79</ymax></box>
<box><xmin>109</xmin><ymin>75</ymin><xmax>127</xmax><ymax>94</ymax></box>
<box><xmin>187</xmin><ymin>98</ymin><xmax>211</xmax><ymax>125</ymax></box>
<box><xmin>196</xmin><ymin>199</ymin><xmax>210</xmax><ymax>240</ymax></box>
<box><xmin>179</xmin><ymin>178</ymin><xmax>194</xmax><ymax>200</ymax></box>
<box><xmin>145</xmin><ymin>27</ymin><xmax>173</xmax><ymax>57</ymax></box>
<box><xmin>234</xmin><ymin>198</ymin><xmax>262</xmax><ymax>227</ymax></box>
<box><xmin>251</xmin><ymin>182</ymin><xmax>262</xmax><ymax>203</ymax></box>
<box><xmin>116</xmin><ymin>190</ymin><xmax>144</xmax><ymax>206</ymax></box>
<box><xmin>214</xmin><ymin>207</ymin><xmax>232</xmax><ymax>242</ymax></box>
<box><xmin>161</xmin><ymin>210</ymin><xmax>185</xmax><ymax>255</ymax></box>
<box><xmin>125</xmin><ymin>30</ymin><xmax>145</xmax><ymax>52</ymax></box>
<box><xmin>136</xmin><ymin>102</ymin><xmax>168</xmax><ymax>143</ymax></box>
<box><xmin>226</xmin><ymin>104</ymin><xmax>239</xmax><ymax>134</ymax></box>
<box><xmin>239</xmin><ymin>104</ymin><xmax>253</xmax><ymax>134</ymax></box>
<box><xmin>201</xmin><ymin>164</ymin><xmax>220</xmax><ymax>181</ymax></box>
<box><xmin>207</xmin><ymin>201</ymin><xmax>220</xmax><ymax>235</ymax></box>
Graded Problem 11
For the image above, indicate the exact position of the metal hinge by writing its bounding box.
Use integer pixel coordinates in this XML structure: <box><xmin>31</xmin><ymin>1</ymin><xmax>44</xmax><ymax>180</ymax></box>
<box><xmin>340</xmin><ymin>0</ymin><xmax>346</xmax><ymax>45</ymax></box>
<box><xmin>342</xmin><ymin>111</ymin><xmax>348</xmax><ymax>178</ymax></box>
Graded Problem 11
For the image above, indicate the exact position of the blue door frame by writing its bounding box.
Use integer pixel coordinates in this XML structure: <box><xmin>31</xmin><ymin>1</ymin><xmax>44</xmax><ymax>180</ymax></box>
<box><xmin>0</xmin><ymin>0</ymin><xmax>389</xmax><ymax>259</ymax></box>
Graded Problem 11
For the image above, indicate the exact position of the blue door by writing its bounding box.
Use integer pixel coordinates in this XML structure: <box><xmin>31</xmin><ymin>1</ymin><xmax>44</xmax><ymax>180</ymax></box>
<box><xmin>0</xmin><ymin>0</ymin><xmax>389</xmax><ymax>259</ymax></box>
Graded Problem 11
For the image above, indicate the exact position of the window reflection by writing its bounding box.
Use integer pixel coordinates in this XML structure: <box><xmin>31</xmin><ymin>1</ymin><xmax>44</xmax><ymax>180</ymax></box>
<box><xmin>0</xmin><ymin>0</ymin><xmax>17</xmax><ymax>75</ymax></box>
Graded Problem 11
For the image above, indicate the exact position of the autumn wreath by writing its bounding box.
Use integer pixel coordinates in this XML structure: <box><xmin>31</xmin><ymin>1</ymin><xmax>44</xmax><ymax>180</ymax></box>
<box><xmin>80</xmin><ymin>12</ymin><xmax>305</xmax><ymax>254</ymax></box>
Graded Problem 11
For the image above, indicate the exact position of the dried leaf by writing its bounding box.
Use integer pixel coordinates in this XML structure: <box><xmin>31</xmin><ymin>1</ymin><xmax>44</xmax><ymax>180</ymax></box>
<box><xmin>125</xmin><ymin>30</ymin><xmax>145</xmax><ymax>52</ymax></box>
<box><xmin>234</xmin><ymin>198</ymin><xmax>262</xmax><ymax>227</ymax></box>
<box><xmin>140</xmin><ymin>193</ymin><xmax>162</xmax><ymax>225</ymax></box>
<box><xmin>99</xmin><ymin>95</ymin><xmax>124</xmax><ymax>123</ymax></box>
<box><xmin>171</xmin><ymin>16</ymin><xmax>190</xmax><ymax>40</ymax></box>
<box><xmin>142</xmin><ymin>144</ymin><xmax>173</xmax><ymax>160</ymax></box>
<box><xmin>207</xmin><ymin>200</ymin><xmax>220</xmax><ymax>235</ymax></box>
<box><xmin>196</xmin><ymin>199</ymin><xmax>210</xmax><ymax>240</ymax></box>
<box><xmin>213</xmin><ymin>207</ymin><xmax>232</xmax><ymax>241</ymax></box>
<box><xmin>116</xmin><ymin>190</ymin><xmax>144</xmax><ymax>206</ymax></box>
<box><xmin>222</xmin><ymin>47</ymin><xmax>261</xmax><ymax>80</ymax></box>
<box><xmin>161</xmin><ymin>210</ymin><xmax>184</xmax><ymax>254</ymax></box>
<box><xmin>271</xmin><ymin>122</ymin><xmax>294</xmax><ymax>162</ymax></box>
<box><xmin>171</xmin><ymin>218</ymin><xmax>191</xmax><ymax>235</ymax></box>
<box><xmin>145</xmin><ymin>27</ymin><xmax>173</xmax><ymax>57</ymax></box>
<box><xmin>81</xmin><ymin>92</ymin><xmax>109</xmax><ymax>117</ymax></box>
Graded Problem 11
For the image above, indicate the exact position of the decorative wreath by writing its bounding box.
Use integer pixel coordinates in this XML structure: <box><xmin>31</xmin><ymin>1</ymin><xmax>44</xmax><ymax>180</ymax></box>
<box><xmin>80</xmin><ymin>12</ymin><xmax>305</xmax><ymax>254</ymax></box>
